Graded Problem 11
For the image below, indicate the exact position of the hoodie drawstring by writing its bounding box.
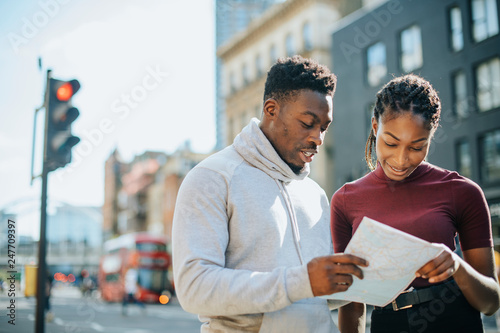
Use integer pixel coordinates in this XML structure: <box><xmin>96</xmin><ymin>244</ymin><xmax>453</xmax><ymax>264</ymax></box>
<box><xmin>275</xmin><ymin>179</ymin><xmax>304</xmax><ymax>265</ymax></box>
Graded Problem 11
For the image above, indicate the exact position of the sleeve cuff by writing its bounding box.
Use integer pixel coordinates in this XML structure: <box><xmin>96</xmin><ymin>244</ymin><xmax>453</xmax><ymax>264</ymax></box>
<box><xmin>286</xmin><ymin>265</ymin><xmax>314</xmax><ymax>302</ymax></box>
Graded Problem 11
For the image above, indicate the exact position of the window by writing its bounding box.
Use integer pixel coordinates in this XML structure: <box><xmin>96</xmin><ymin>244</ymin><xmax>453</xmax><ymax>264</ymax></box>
<box><xmin>303</xmin><ymin>22</ymin><xmax>313</xmax><ymax>51</ymax></box>
<box><xmin>255</xmin><ymin>54</ymin><xmax>263</xmax><ymax>78</ymax></box>
<box><xmin>138</xmin><ymin>268</ymin><xmax>168</xmax><ymax>293</ymax></box>
<box><xmin>400</xmin><ymin>25</ymin><xmax>423</xmax><ymax>72</ymax></box>
<box><xmin>229</xmin><ymin>72</ymin><xmax>237</xmax><ymax>94</ymax></box>
<box><xmin>228</xmin><ymin>117</ymin><xmax>234</xmax><ymax>141</ymax></box>
<box><xmin>450</xmin><ymin>6</ymin><xmax>464</xmax><ymax>51</ymax></box>
<box><xmin>242</xmin><ymin>63</ymin><xmax>250</xmax><ymax>86</ymax></box>
<box><xmin>480</xmin><ymin>129</ymin><xmax>500</xmax><ymax>182</ymax></box>
<box><xmin>241</xmin><ymin>110</ymin><xmax>248</xmax><ymax>130</ymax></box>
<box><xmin>136</xmin><ymin>242</ymin><xmax>166</xmax><ymax>252</ymax></box>
<box><xmin>367</xmin><ymin>42</ymin><xmax>387</xmax><ymax>86</ymax></box>
<box><xmin>105</xmin><ymin>273</ymin><xmax>120</xmax><ymax>282</ymax></box>
<box><xmin>118</xmin><ymin>211</ymin><xmax>128</xmax><ymax>234</ymax></box>
<box><xmin>453</xmin><ymin>70</ymin><xmax>469</xmax><ymax>118</ymax></box>
<box><xmin>472</xmin><ymin>0</ymin><xmax>499</xmax><ymax>42</ymax></box>
<box><xmin>456</xmin><ymin>139</ymin><xmax>472</xmax><ymax>178</ymax></box>
<box><xmin>286</xmin><ymin>33</ymin><xmax>295</xmax><ymax>57</ymax></box>
<box><xmin>476</xmin><ymin>57</ymin><xmax>500</xmax><ymax>112</ymax></box>
<box><xmin>270</xmin><ymin>44</ymin><xmax>277</xmax><ymax>63</ymax></box>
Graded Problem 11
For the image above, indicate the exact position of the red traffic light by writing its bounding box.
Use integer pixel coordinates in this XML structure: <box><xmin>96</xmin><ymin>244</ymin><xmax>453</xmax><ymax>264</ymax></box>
<box><xmin>46</xmin><ymin>77</ymin><xmax>81</xmax><ymax>171</ymax></box>
<box><xmin>55</xmin><ymin>79</ymin><xmax>80</xmax><ymax>102</ymax></box>
<box><xmin>56</xmin><ymin>83</ymin><xmax>73</xmax><ymax>101</ymax></box>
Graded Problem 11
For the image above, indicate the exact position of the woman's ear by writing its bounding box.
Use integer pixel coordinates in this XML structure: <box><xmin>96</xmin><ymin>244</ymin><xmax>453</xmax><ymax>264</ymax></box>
<box><xmin>371</xmin><ymin>116</ymin><xmax>378</xmax><ymax>136</ymax></box>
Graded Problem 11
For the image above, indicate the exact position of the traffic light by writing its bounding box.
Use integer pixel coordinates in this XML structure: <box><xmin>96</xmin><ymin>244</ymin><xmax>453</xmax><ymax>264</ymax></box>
<box><xmin>45</xmin><ymin>78</ymin><xmax>81</xmax><ymax>172</ymax></box>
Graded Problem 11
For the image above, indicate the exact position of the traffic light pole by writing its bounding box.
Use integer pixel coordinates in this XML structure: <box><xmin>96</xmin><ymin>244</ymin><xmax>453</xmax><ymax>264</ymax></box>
<box><xmin>33</xmin><ymin>69</ymin><xmax>80</xmax><ymax>332</ymax></box>
<box><xmin>35</xmin><ymin>69</ymin><xmax>51</xmax><ymax>333</ymax></box>
<box><xmin>35</xmin><ymin>162</ymin><xmax>48</xmax><ymax>333</ymax></box>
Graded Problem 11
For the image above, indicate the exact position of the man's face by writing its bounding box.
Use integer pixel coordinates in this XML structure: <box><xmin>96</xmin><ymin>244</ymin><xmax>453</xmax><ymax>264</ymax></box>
<box><xmin>267</xmin><ymin>89</ymin><xmax>333</xmax><ymax>174</ymax></box>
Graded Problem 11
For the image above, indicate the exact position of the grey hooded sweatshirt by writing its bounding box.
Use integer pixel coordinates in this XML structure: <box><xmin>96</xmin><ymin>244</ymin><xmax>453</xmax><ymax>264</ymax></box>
<box><xmin>172</xmin><ymin>119</ymin><xmax>340</xmax><ymax>332</ymax></box>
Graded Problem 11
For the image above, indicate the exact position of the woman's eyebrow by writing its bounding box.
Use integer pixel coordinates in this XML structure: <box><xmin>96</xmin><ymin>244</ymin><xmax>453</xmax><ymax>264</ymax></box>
<box><xmin>383</xmin><ymin>131</ymin><xmax>427</xmax><ymax>143</ymax></box>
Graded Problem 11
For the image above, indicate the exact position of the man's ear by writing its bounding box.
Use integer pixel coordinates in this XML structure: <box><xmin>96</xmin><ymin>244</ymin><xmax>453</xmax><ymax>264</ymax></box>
<box><xmin>263</xmin><ymin>98</ymin><xmax>279</xmax><ymax>119</ymax></box>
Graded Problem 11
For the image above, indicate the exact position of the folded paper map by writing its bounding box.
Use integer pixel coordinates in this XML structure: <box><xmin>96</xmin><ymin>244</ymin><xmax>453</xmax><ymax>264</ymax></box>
<box><xmin>323</xmin><ymin>216</ymin><xmax>445</xmax><ymax>307</ymax></box>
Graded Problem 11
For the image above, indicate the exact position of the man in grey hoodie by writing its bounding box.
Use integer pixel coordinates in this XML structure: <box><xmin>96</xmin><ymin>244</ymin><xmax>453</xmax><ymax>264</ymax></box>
<box><xmin>172</xmin><ymin>56</ymin><xmax>368</xmax><ymax>332</ymax></box>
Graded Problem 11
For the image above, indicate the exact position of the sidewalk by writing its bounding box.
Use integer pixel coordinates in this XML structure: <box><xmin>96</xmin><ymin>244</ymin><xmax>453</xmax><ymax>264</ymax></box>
<box><xmin>2</xmin><ymin>287</ymin><xmax>500</xmax><ymax>332</ymax></box>
<box><xmin>0</xmin><ymin>285</ymin><xmax>85</xmax><ymax>314</ymax></box>
<box><xmin>50</xmin><ymin>285</ymin><xmax>83</xmax><ymax>298</ymax></box>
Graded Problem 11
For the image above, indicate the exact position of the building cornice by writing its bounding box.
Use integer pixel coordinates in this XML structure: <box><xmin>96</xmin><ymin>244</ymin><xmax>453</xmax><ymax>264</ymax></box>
<box><xmin>217</xmin><ymin>0</ymin><xmax>325</xmax><ymax>60</ymax></box>
<box><xmin>331</xmin><ymin>0</ymin><xmax>388</xmax><ymax>33</ymax></box>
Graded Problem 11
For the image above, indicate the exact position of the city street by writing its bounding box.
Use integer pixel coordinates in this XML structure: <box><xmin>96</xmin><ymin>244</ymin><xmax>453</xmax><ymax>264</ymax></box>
<box><xmin>0</xmin><ymin>286</ymin><xmax>201</xmax><ymax>333</ymax></box>
<box><xmin>2</xmin><ymin>285</ymin><xmax>500</xmax><ymax>332</ymax></box>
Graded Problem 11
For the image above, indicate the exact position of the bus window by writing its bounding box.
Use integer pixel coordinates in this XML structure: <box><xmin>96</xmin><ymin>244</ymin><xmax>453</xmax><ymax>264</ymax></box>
<box><xmin>136</xmin><ymin>242</ymin><xmax>166</xmax><ymax>252</ymax></box>
<box><xmin>105</xmin><ymin>273</ymin><xmax>120</xmax><ymax>282</ymax></box>
<box><xmin>138</xmin><ymin>268</ymin><xmax>168</xmax><ymax>293</ymax></box>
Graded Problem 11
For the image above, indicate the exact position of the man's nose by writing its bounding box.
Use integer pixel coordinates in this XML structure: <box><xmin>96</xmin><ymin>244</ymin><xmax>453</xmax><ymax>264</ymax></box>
<box><xmin>309</xmin><ymin>129</ymin><xmax>324</xmax><ymax>146</ymax></box>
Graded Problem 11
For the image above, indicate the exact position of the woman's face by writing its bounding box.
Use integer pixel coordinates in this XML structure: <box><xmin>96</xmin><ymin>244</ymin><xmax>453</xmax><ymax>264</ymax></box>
<box><xmin>372</xmin><ymin>111</ymin><xmax>432</xmax><ymax>181</ymax></box>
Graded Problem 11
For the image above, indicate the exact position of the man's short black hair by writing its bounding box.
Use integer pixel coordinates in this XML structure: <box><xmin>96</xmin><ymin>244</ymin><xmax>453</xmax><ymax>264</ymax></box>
<box><xmin>263</xmin><ymin>55</ymin><xmax>337</xmax><ymax>104</ymax></box>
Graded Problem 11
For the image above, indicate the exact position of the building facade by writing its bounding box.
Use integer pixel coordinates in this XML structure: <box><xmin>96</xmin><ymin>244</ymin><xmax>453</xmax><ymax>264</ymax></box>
<box><xmin>330</xmin><ymin>0</ymin><xmax>500</xmax><ymax>243</ymax></box>
<box><xmin>217</xmin><ymin>0</ymin><xmax>363</xmax><ymax>196</ymax></box>
<box><xmin>116</xmin><ymin>151</ymin><xmax>167</xmax><ymax>236</ymax></box>
<box><xmin>215</xmin><ymin>0</ymin><xmax>282</xmax><ymax>150</ymax></box>
<box><xmin>146</xmin><ymin>143</ymin><xmax>209</xmax><ymax>241</ymax></box>
<box><xmin>103</xmin><ymin>149</ymin><xmax>128</xmax><ymax>239</ymax></box>
<box><xmin>103</xmin><ymin>150</ymin><xmax>167</xmax><ymax>239</ymax></box>
<box><xmin>103</xmin><ymin>146</ymin><xmax>208</xmax><ymax>243</ymax></box>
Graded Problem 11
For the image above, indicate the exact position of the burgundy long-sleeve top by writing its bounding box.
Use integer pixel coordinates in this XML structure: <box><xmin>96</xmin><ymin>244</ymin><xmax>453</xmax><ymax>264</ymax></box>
<box><xmin>331</xmin><ymin>162</ymin><xmax>493</xmax><ymax>288</ymax></box>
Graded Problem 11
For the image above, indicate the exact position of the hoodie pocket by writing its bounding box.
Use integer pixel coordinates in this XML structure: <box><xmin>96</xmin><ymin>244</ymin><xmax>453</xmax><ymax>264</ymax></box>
<box><xmin>259</xmin><ymin>298</ymin><xmax>339</xmax><ymax>333</ymax></box>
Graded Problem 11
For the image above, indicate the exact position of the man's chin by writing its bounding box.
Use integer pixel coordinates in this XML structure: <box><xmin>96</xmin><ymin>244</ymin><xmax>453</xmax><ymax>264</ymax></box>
<box><xmin>288</xmin><ymin>162</ymin><xmax>306</xmax><ymax>175</ymax></box>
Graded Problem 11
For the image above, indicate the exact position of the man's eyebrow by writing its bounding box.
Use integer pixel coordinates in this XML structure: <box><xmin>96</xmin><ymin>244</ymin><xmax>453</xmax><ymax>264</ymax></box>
<box><xmin>302</xmin><ymin>111</ymin><xmax>320</xmax><ymax>121</ymax></box>
<box><xmin>303</xmin><ymin>111</ymin><xmax>332</xmax><ymax>123</ymax></box>
<box><xmin>384</xmin><ymin>131</ymin><xmax>427</xmax><ymax>143</ymax></box>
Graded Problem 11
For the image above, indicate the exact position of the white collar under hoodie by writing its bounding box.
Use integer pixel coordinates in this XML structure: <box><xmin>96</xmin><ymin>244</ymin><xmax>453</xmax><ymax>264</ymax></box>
<box><xmin>172</xmin><ymin>119</ymin><xmax>340</xmax><ymax>333</ymax></box>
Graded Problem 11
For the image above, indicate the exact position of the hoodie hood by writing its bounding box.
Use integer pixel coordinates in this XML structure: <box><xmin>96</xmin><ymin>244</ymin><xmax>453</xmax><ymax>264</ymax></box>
<box><xmin>233</xmin><ymin>118</ymin><xmax>309</xmax><ymax>183</ymax></box>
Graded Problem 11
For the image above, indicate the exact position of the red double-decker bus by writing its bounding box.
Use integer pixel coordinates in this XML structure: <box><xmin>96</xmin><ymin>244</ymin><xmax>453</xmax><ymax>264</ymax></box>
<box><xmin>98</xmin><ymin>232</ymin><xmax>173</xmax><ymax>303</ymax></box>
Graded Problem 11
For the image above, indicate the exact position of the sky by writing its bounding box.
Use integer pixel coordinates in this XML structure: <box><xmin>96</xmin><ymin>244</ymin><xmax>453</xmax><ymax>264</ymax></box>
<box><xmin>0</xmin><ymin>0</ymin><xmax>216</xmax><ymax>237</ymax></box>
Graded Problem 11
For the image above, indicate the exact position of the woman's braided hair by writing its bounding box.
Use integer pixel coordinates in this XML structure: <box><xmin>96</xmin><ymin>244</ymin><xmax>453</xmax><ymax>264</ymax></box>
<box><xmin>365</xmin><ymin>74</ymin><xmax>442</xmax><ymax>171</ymax></box>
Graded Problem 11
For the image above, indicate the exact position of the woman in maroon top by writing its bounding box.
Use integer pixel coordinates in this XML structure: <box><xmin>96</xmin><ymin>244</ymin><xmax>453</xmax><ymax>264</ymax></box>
<box><xmin>331</xmin><ymin>74</ymin><xmax>500</xmax><ymax>332</ymax></box>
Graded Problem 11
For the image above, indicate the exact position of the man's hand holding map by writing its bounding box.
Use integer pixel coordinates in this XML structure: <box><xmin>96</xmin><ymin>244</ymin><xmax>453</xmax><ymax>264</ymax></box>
<box><xmin>323</xmin><ymin>216</ymin><xmax>445</xmax><ymax>307</ymax></box>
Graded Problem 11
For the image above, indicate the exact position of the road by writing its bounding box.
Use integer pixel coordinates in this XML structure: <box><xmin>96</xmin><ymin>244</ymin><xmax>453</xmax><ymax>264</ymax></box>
<box><xmin>1</xmin><ymin>285</ymin><xmax>499</xmax><ymax>333</ymax></box>
<box><xmin>0</xmin><ymin>285</ymin><xmax>201</xmax><ymax>333</ymax></box>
